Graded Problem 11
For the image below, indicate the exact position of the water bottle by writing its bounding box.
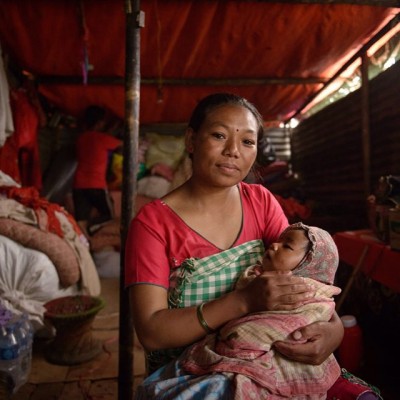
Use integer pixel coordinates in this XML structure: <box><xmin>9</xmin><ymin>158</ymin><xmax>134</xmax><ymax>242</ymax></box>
<box><xmin>0</xmin><ymin>306</ymin><xmax>16</xmax><ymax>398</ymax></box>
<box><xmin>338</xmin><ymin>315</ymin><xmax>363</xmax><ymax>374</ymax></box>
<box><xmin>0</xmin><ymin>306</ymin><xmax>33</xmax><ymax>394</ymax></box>
<box><xmin>0</xmin><ymin>323</ymin><xmax>21</xmax><ymax>392</ymax></box>
<box><xmin>14</xmin><ymin>314</ymin><xmax>33</xmax><ymax>385</ymax></box>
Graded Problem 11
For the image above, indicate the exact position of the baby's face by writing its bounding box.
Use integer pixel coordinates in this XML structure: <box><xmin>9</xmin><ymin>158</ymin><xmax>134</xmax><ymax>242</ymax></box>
<box><xmin>262</xmin><ymin>229</ymin><xmax>310</xmax><ymax>272</ymax></box>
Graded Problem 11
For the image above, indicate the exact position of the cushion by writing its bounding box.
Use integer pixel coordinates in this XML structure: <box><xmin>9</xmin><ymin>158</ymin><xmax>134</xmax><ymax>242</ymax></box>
<box><xmin>0</xmin><ymin>218</ymin><xmax>80</xmax><ymax>287</ymax></box>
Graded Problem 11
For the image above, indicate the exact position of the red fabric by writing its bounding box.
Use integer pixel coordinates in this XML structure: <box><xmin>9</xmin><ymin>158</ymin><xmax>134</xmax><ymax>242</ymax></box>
<box><xmin>333</xmin><ymin>229</ymin><xmax>400</xmax><ymax>293</ymax></box>
<box><xmin>73</xmin><ymin>131</ymin><xmax>122</xmax><ymax>189</ymax></box>
<box><xmin>256</xmin><ymin>161</ymin><xmax>289</xmax><ymax>180</ymax></box>
<box><xmin>274</xmin><ymin>194</ymin><xmax>312</xmax><ymax>220</ymax></box>
<box><xmin>0</xmin><ymin>186</ymin><xmax>82</xmax><ymax>239</ymax></box>
<box><xmin>0</xmin><ymin>1</ymin><xmax>396</xmax><ymax>124</ymax></box>
<box><xmin>0</xmin><ymin>135</ymin><xmax>21</xmax><ymax>184</ymax></box>
<box><xmin>125</xmin><ymin>182</ymin><xmax>288</xmax><ymax>288</ymax></box>
<box><xmin>10</xmin><ymin>89</ymin><xmax>42</xmax><ymax>189</ymax></box>
<box><xmin>0</xmin><ymin>89</ymin><xmax>42</xmax><ymax>189</ymax></box>
<box><xmin>327</xmin><ymin>375</ymin><xmax>378</xmax><ymax>400</ymax></box>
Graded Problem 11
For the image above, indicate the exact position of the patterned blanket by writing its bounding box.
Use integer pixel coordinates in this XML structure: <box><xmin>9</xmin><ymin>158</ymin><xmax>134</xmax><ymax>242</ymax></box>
<box><xmin>182</xmin><ymin>279</ymin><xmax>342</xmax><ymax>398</ymax></box>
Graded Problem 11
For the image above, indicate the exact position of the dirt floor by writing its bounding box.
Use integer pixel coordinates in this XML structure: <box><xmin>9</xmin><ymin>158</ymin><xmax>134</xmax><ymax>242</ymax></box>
<box><xmin>10</xmin><ymin>278</ymin><xmax>146</xmax><ymax>400</ymax></box>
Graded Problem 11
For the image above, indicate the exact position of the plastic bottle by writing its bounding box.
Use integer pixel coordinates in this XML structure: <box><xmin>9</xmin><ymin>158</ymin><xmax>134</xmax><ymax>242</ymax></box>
<box><xmin>0</xmin><ymin>322</ymin><xmax>21</xmax><ymax>392</ymax></box>
<box><xmin>0</xmin><ymin>306</ymin><xmax>33</xmax><ymax>394</ymax></box>
<box><xmin>14</xmin><ymin>314</ymin><xmax>33</xmax><ymax>386</ymax></box>
<box><xmin>338</xmin><ymin>315</ymin><xmax>363</xmax><ymax>374</ymax></box>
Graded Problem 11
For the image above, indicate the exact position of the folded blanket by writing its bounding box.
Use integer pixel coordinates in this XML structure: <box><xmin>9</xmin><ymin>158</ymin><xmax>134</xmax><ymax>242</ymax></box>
<box><xmin>0</xmin><ymin>195</ymin><xmax>100</xmax><ymax>295</ymax></box>
<box><xmin>0</xmin><ymin>218</ymin><xmax>80</xmax><ymax>287</ymax></box>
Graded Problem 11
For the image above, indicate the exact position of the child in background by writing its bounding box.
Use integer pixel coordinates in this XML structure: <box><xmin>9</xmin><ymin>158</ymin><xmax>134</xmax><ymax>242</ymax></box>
<box><xmin>72</xmin><ymin>106</ymin><xmax>122</xmax><ymax>237</ymax></box>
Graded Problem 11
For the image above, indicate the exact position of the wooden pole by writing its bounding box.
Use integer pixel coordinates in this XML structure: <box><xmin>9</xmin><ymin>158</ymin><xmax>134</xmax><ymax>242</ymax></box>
<box><xmin>361</xmin><ymin>52</ymin><xmax>371</xmax><ymax>198</ymax></box>
<box><xmin>336</xmin><ymin>245</ymin><xmax>369</xmax><ymax>313</ymax></box>
<box><xmin>119</xmin><ymin>1</ymin><xmax>144</xmax><ymax>399</ymax></box>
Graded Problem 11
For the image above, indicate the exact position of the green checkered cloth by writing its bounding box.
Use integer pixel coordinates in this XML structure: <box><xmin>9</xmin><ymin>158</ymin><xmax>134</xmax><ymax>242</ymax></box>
<box><xmin>168</xmin><ymin>239</ymin><xmax>265</xmax><ymax>308</ymax></box>
<box><xmin>148</xmin><ymin>239</ymin><xmax>265</xmax><ymax>374</ymax></box>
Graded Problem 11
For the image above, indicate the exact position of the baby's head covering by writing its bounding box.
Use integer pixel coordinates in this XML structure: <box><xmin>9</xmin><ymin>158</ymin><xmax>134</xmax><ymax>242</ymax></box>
<box><xmin>278</xmin><ymin>222</ymin><xmax>339</xmax><ymax>285</ymax></box>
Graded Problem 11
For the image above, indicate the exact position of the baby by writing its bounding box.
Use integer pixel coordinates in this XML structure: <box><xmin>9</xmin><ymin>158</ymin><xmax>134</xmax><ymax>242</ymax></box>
<box><xmin>182</xmin><ymin>222</ymin><xmax>342</xmax><ymax>399</ymax></box>
<box><xmin>236</xmin><ymin>221</ymin><xmax>337</xmax><ymax>288</ymax></box>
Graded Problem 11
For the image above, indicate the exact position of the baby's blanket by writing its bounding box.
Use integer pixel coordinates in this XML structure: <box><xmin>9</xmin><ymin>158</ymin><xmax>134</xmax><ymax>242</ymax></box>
<box><xmin>182</xmin><ymin>279</ymin><xmax>342</xmax><ymax>399</ymax></box>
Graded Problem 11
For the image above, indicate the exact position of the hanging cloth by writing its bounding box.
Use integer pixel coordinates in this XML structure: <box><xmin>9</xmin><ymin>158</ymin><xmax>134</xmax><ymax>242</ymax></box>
<box><xmin>0</xmin><ymin>44</ymin><xmax>14</xmax><ymax>146</ymax></box>
<box><xmin>78</xmin><ymin>1</ymin><xmax>90</xmax><ymax>85</ymax></box>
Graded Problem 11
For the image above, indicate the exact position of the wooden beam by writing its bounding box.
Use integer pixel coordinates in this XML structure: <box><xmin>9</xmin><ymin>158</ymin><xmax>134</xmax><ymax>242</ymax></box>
<box><xmin>37</xmin><ymin>75</ymin><xmax>328</xmax><ymax>86</ymax></box>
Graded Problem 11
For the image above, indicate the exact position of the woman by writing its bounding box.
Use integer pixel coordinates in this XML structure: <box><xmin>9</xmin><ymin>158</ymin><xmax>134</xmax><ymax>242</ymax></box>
<box><xmin>125</xmin><ymin>93</ymin><xmax>343</xmax><ymax>398</ymax></box>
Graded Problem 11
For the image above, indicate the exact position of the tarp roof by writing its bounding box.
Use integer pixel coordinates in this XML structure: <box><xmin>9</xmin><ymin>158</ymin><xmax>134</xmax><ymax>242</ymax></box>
<box><xmin>0</xmin><ymin>0</ymin><xmax>399</xmax><ymax>124</ymax></box>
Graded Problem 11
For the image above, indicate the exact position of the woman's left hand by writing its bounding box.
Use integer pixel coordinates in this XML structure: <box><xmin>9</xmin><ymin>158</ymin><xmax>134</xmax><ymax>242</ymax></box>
<box><xmin>273</xmin><ymin>311</ymin><xmax>344</xmax><ymax>365</ymax></box>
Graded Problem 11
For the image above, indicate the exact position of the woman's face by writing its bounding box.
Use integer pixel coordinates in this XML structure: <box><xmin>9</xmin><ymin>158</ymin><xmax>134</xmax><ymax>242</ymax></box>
<box><xmin>262</xmin><ymin>229</ymin><xmax>310</xmax><ymax>272</ymax></box>
<box><xmin>187</xmin><ymin>105</ymin><xmax>259</xmax><ymax>187</ymax></box>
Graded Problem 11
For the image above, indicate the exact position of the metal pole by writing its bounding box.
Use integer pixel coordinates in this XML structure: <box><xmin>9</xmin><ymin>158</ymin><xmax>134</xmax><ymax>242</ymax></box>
<box><xmin>119</xmin><ymin>1</ymin><xmax>144</xmax><ymax>399</ymax></box>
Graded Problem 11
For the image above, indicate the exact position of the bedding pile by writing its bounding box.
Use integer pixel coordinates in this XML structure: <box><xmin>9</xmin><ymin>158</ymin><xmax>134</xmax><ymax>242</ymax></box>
<box><xmin>0</xmin><ymin>171</ymin><xmax>100</xmax><ymax>332</ymax></box>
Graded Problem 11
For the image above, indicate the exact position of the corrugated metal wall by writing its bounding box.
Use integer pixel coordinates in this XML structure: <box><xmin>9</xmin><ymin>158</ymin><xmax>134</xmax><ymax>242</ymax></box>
<box><xmin>265</xmin><ymin>127</ymin><xmax>291</xmax><ymax>162</ymax></box>
<box><xmin>291</xmin><ymin>61</ymin><xmax>400</xmax><ymax>233</ymax></box>
<box><xmin>369</xmin><ymin>63</ymin><xmax>400</xmax><ymax>182</ymax></box>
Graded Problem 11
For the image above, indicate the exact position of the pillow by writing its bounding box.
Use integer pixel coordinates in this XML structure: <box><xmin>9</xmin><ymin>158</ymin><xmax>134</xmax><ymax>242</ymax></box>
<box><xmin>145</xmin><ymin>132</ymin><xmax>185</xmax><ymax>170</ymax></box>
<box><xmin>0</xmin><ymin>218</ymin><xmax>80</xmax><ymax>287</ymax></box>
<box><xmin>137</xmin><ymin>176</ymin><xmax>171</xmax><ymax>199</ymax></box>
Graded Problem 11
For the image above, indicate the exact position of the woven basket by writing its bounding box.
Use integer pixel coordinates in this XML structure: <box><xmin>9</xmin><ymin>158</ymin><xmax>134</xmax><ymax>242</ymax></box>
<box><xmin>43</xmin><ymin>295</ymin><xmax>106</xmax><ymax>365</ymax></box>
<box><xmin>44</xmin><ymin>295</ymin><xmax>105</xmax><ymax>321</ymax></box>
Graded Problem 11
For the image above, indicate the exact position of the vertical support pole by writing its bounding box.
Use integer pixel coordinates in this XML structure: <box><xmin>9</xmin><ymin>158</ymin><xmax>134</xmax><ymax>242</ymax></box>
<box><xmin>119</xmin><ymin>1</ymin><xmax>144</xmax><ymax>399</ymax></box>
<box><xmin>361</xmin><ymin>52</ymin><xmax>371</xmax><ymax>198</ymax></box>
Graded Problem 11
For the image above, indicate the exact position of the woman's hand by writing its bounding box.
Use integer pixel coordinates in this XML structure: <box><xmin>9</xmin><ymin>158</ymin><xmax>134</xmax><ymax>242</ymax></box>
<box><xmin>273</xmin><ymin>311</ymin><xmax>344</xmax><ymax>365</ymax></box>
<box><xmin>237</xmin><ymin>270</ymin><xmax>315</xmax><ymax>313</ymax></box>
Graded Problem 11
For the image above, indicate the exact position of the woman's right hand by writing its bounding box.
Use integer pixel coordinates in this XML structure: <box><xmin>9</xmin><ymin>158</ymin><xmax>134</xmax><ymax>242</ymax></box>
<box><xmin>236</xmin><ymin>270</ymin><xmax>315</xmax><ymax>313</ymax></box>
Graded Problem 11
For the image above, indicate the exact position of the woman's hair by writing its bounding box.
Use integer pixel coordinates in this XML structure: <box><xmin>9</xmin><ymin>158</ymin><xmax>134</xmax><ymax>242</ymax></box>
<box><xmin>188</xmin><ymin>93</ymin><xmax>264</xmax><ymax>139</ymax></box>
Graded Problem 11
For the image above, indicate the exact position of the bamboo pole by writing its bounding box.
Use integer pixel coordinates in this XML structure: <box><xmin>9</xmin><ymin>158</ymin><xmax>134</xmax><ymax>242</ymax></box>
<box><xmin>361</xmin><ymin>52</ymin><xmax>371</xmax><ymax>198</ymax></box>
<box><xmin>336</xmin><ymin>245</ymin><xmax>369</xmax><ymax>313</ymax></box>
<box><xmin>119</xmin><ymin>1</ymin><xmax>143</xmax><ymax>399</ymax></box>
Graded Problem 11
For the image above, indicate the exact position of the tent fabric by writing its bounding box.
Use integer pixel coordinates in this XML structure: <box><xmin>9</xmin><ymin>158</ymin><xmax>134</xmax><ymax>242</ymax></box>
<box><xmin>0</xmin><ymin>0</ymin><xmax>398</xmax><ymax>124</ymax></box>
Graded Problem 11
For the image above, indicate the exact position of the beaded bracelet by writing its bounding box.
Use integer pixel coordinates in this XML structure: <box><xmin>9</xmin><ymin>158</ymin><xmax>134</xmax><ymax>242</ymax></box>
<box><xmin>196</xmin><ymin>302</ymin><xmax>214</xmax><ymax>334</ymax></box>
